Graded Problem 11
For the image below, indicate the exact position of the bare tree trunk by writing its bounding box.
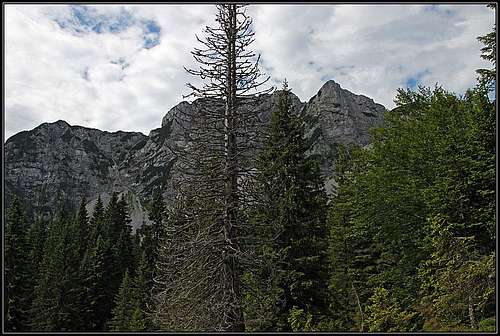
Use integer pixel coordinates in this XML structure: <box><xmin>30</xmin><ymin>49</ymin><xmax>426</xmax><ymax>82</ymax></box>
<box><xmin>224</xmin><ymin>4</ymin><xmax>244</xmax><ymax>331</ymax></box>
<box><xmin>152</xmin><ymin>4</ymin><xmax>271</xmax><ymax>331</ymax></box>
<box><xmin>351</xmin><ymin>281</ymin><xmax>364</xmax><ymax>332</ymax></box>
<box><xmin>468</xmin><ymin>295</ymin><xmax>477</xmax><ymax>329</ymax></box>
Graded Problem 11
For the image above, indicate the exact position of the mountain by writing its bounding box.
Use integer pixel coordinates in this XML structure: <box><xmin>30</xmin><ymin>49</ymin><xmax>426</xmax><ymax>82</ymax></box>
<box><xmin>4</xmin><ymin>80</ymin><xmax>385</xmax><ymax>229</ymax></box>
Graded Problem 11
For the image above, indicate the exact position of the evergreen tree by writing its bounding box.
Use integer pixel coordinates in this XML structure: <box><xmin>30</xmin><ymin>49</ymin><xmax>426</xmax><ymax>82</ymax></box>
<box><xmin>26</xmin><ymin>215</ymin><xmax>47</xmax><ymax>282</ymax></box>
<box><xmin>75</xmin><ymin>196</ymin><xmax>90</xmax><ymax>258</ymax></box>
<box><xmin>326</xmin><ymin>145</ymin><xmax>381</xmax><ymax>332</ymax></box>
<box><xmin>100</xmin><ymin>193</ymin><xmax>132</xmax><ymax>306</ymax></box>
<box><xmin>30</xmin><ymin>209</ymin><xmax>77</xmax><ymax>331</ymax></box>
<box><xmin>326</xmin><ymin>85</ymin><xmax>495</xmax><ymax>332</ymax></box>
<box><xmin>80</xmin><ymin>234</ymin><xmax>111</xmax><ymax>331</ymax></box>
<box><xmin>5</xmin><ymin>196</ymin><xmax>32</xmax><ymax>331</ymax></box>
<box><xmin>87</xmin><ymin>192</ymin><xmax>134</xmax><ymax>329</ymax></box>
<box><xmin>131</xmin><ymin>231</ymin><xmax>142</xmax><ymax>274</ymax></box>
<box><xmin>143</xmin><ymin>187</ymin><xmax>165</xmax><ymax>281</ymax></box>
<box><xmin>365</xmin><ymin>287</ymin><xmax>417</xmax><ymax>332</ymax></box>
<box><xmin>117</xmin><ymin>195</ymin><xmax>134</xmax><ymax>271</ymax></box>
<box><xmin>89</xmin><ymin>195</ymin><xmax>105</xmax><ymax>242</ymax></box>
<box><xmin>132</xmin><ymin>250</ymin><xmax>153</xmax><ymax>330</ymax></box>
<box><xmin>103</xmin><ymin>192</ymin><xmax>120</xmax><ymax>242</ymax></box>
<box><xmin>25</xmin><ymin>213</ymin><xmax>48</xmax><ymax>327</ymax></box>
<box><xmin>108</xmin><ymin>270</ymin><xmax>135</xmax><ymax>331</ymax></box>
<box><xmin>244</xmin><ymin>82</ymin><xmax>329</xmax><ymax>331</ymax></box>
<box><xmin>476</xmin><ymin>4</ymin><xmax>496</xmax><ymax>90</ymax></box>
<box><xmin>129</xmin><ymin>305</ymin><xmax>147</xmax><ymax>331</ymax></box>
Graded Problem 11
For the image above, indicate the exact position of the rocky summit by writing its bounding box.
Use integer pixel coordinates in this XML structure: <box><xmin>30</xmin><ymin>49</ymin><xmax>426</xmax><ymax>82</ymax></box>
<box><xmin>4</xmin><ymin>80</ymin><xmax>385</xmax><ymax>229</ymax></box>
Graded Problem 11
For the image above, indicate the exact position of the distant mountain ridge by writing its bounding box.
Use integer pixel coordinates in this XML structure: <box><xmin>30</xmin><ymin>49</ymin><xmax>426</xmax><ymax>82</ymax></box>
<box><xmin>5</xmin><ymin>80</ymin><xmax>386</xmax><ymax>229</ymax></box>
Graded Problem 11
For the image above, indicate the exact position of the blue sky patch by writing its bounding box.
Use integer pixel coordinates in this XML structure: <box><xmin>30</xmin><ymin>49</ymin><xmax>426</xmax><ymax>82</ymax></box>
<box><xmin>54</xmin><ymin>5</ymin><xmax>161</xmax><ymax>49</ymax></box>
<box><xmin>405</xmin><ymin>77</ymin><xmax>418</xmax><ymax>89</ymax></box>
<box><xmin>55</xmin><ymin>5</ymin><xmax>134</xmax><ymax>34</ymax></box>
<box><xmin>141</xmin><ymin>20</ymin><xmax>161</xmax><ymax>49</ymax></box>
<box><xmin>405</xmin><ymin>70</ymin><xmax>430</xmax><ymax>89</ymax></box>
<box><xmin>424</xmin><ymin>5</ymin><xmax>455</xmax><ymax>17</ymax></box>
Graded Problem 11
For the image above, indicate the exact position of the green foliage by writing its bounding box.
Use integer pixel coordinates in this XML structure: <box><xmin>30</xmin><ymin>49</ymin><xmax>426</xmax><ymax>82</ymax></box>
<box><xmin>5</xmin><ymin>196</ymin><xmax>32</xmax><ymax>331</ymax></box>
<box><xmin>327</xmin><ymin>85</ymin><xmax>496</xmax><ymax>332</ymax></box>
<box><xmin>476</xmin><ymin>4</ymin><xmax>496</xmax><ymax>90</ymax></box>
<box><xmin>24</xmin><ymin>192</ymin><xmax>136</xmax><ymax>332</ymax></box>
<box><xmin>108</xmin><ymin>270</ymin><xmax>135</xmax><ymax>331</ymax></box>
<box><xmin>30</xmin><ymin>208</ymin><xmax>81</xmax><ymax>331</ymax></box>
<box><xmin>75</xmin><ymin>197</ymin><xmax>90</xmax><ymax>258</ymax></box>
<box><xmin>365</xmin><ymin>287</ymin><xmax>417</xmax><ymax>332</ymax></box>
<box><xmin>479</xmin><ymin>317</ymin><xmax>496</xmax><ymax>332</ymax></box>
<box><xmin>326</xmin><ymin>144</ymin><xmax>381</xmax><ymax>332</ymax></box>
<box><xmin>89</xmin><ymin>195</ymin><xmax>105</xmax><ymax>243</ymax></box>
<box><xmin>129</xmin><ymin>305</ymin><xmax>147</xmax><ymax>331</ymax></box>
<box><xmin>288</xmin><ymin>306</ymin><xmax>314</xmax><ymax>332</ymax></box>
<box><xmin>243</xmin><ymin>81</ymin><xmax>329</xmax><ymax>331</ymax></box>
<box><xmin>132</xmin><ymin>250</ymin><xmax>154</xmax><ymax>330</ymax></box>
<box><xmin>79</xmin><ymin>234</ymin><xmax>110</xmax><ymax>330</ymax></box>
<box><xmin>109</xmin><ymin>267</ymin><xmax>149</xmax><ymax>332</ymax></box>
<box><xmin>27</xmin><ymin>215</ymin><xmax>47</xmax><ymax>281</ymax></box>
<box><xmin>140</xmin><ymin>187</ymin><xmax>165</xmax><ymax>287</ymax></box>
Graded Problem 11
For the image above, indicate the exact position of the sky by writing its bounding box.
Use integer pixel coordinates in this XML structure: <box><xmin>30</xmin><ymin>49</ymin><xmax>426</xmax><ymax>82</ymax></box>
<box><xmin>4</xmin><ymin>4</ymin><xmax>495</xmax><ymax>140</ymax></box>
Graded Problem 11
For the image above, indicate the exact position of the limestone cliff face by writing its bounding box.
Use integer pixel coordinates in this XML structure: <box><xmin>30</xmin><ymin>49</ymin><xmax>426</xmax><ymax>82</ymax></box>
<box><xmin>5</xmin><ymin>80</ymin><xmax>385</xmax><ymax>227</ymax></box>
<box><xmin>301</xmin><ymin>80</ymin><xmax>386</xmax><ymax>192</ymax></box>
<box><xmin>5</xmin><ymin>120</ymin><xmax>147</xmax><ymax>227</ymax></box>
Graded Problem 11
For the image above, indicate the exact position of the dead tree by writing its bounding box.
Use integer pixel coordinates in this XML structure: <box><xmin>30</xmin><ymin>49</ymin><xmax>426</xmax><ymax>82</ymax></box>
<box><xmin>151</xmin><ymin>4</ymin><xmax>272</xmax><ymax>331</ymax></box>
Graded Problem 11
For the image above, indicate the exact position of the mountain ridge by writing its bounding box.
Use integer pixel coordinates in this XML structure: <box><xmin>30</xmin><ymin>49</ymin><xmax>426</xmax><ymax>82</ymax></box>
<box><xmin>5</xmin><ymin>79</ymin><xmax>386</xmax><ymax>229</ymax></box>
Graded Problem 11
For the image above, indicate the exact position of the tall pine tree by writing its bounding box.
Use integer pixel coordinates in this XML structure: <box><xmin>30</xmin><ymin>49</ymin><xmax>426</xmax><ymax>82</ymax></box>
<box><xmin>244</xmin><ymin>81</ymin><xmax>329</xmax><ymax>331</ymax></box>
<box><xmin>5</xmin><ymin>196</ymin><xmax>32</xmax><ymax>331</ymax></box>
<box><xmin>108</xmin><ymin>269</ymin><xmax>135</xmax><ymax>331</ymax></box>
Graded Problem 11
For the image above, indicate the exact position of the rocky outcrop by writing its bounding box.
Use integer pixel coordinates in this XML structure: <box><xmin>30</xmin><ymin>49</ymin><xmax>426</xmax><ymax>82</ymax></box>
<box><xmin>5</xmin><ymin>120</ymin><xmax>146</xmax><ymax>219</ymax></box>
<box><xmin>5</xmin><ymin>80</ymin><xmax>385</xmax><ymax>227</ymax></box>
<box><xmin>301</xmin><ymin>80</ymin><xmax>386</xmax><ymax>192</ymax></box>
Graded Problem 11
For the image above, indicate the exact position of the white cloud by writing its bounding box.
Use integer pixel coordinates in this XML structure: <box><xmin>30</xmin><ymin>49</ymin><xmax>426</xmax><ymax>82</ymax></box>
<box><xmin>4</xmin><ymin>4</ymin><xmax>495</xmax><ymax>140</ymax></box>
<box><xmin>250</xmin><ymin>4</ymin><xmax>494</xmax><ymax>107</ymax></box>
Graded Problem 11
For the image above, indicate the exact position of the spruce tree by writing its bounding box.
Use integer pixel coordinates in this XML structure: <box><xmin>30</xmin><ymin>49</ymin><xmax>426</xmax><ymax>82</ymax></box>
<box><xmin>75</xmin><ymin>196</ymin><xmax>90</xmax><ymax>258</ymax></box>
<box><xmin>91</xmin><ymin>193</ymin><xmax>134</xmax><ymax>328</ymax></box>
<box><xmin>476</xmin><ymin>4</ymin><xmax>496</xmax><ymax>90</ymax></box>
<box><xmin>129</xmin><ymin>305</ymin><xmax>147</xmax><ymax>331</ymax></box>
<box><xmin>25</xmin><ymin>213</ymin><xmax>48</xmax><ymax>327</ymax></box>
<box><xmin>30</xmin><ymin>209</ymin><xmax>76</xmax><ymax>331</ymax></box>
<box><xmin>325</xmin><ymin>84</ymin><xmax>495</xmax><ymax>332</ymax></box>
<box><xmin>26</xmin><ymin>215</ymin><xmax>47</xmax><ymax>281</ymax></box>
<box><xmin>108</xmin><ymin>270</ymin><xmax>134</xmax><ymax>331</ymax></box>
<box><xmin>244</xmin><ymin>82</ymin><xmax>329</xmax><ymax>331</ymax></box>
<box><xmin>103</xmin><ymin>192</ymin><xmax>120</xmax><ymax>242</ymax></box>
<box><xmin>143</xmin><ymin>187</ymin><xmax>165</xmax><ymax>281</ymax></box>
<box><xmin>89</xmin><ymin>195</ymin><xmax>105</xmax><ymax>242</ymax></box>
<box><xmin>132</xmin><ymin>250</ymin><xmax>152</xmax><ymax>329</ymax></box>
<box><xmin>5</xmin><ymin>196</ymin><xmax>32</xmax><ymax>331</ymax></box>
<box><xmin>116</xmin><ymin>196</ymin><xmax>134</xmax><ymax>275</ymax></box>
<box><xmin>80</xmin><ymin>234</ymin><xmax>110</xmax><ymax>331</ymax></box>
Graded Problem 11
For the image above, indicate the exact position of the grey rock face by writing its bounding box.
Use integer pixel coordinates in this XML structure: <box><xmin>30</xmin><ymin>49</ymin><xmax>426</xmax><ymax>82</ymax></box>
<box><xmin>5</xmin><ymin>80</ymin><xmax>385</xmax><ymax>226</ymax></box>
<box><xmin>301</xmin><ymin>80</ymin><xmax>386</xmax><ymax>193</ymax></box>
<box><xmin>5</xmin><ymin>120</ymin><xmax>146</xmax><ymax>219</ymax></box>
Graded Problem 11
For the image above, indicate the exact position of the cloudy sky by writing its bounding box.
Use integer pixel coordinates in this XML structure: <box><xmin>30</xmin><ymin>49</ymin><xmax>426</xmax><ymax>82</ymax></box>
<box><xmin>4</xmin><ymin>4</ymin><xmax>494</xmax><ymax>140</ymax></box>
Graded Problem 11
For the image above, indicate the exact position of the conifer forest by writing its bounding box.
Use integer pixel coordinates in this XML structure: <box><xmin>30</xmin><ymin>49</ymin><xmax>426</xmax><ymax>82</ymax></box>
<box><xmin>3</xmin><ymin>4</ymin><xmax>497</xmax><ymax>333</ymax></box>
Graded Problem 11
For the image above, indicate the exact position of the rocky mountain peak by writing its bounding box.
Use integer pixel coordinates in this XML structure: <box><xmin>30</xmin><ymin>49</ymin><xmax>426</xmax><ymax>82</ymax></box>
<box><xmin>161</xmin><ymin>101</ymin><xmax>192</xmax><ymax>128</ymax></box>
<box><xmin>5</xmin><ymin>80</ymin><xmax>386</xmax><ymax>229</ymax></box>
